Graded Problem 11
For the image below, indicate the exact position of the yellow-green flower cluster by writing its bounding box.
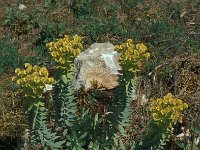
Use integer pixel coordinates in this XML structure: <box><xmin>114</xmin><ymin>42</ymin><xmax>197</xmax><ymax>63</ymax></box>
<box><xmin>46</xmin><ymin>35</ymin><xmax>83</xmax><ymax>70</ymax></box>
<box><xmin>12</xmin><ymin>63</ymin><xmax>55</xmax><ymax>98</ymax></box>
<box><xmin>115</xmin><ymin>39</ymin><xmax>150</xmax><ymax>72</ymax></box>
<box><xmin>149</xmin><ymin>93</ymin><xmax>188</xmax><ymax>126</ymax></box>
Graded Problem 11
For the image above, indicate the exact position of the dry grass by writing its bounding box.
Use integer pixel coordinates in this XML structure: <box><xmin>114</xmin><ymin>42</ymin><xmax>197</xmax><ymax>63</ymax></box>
<box><xmin>0</xmin><ymin>0</ymin><xmax>199</xmax><ymax>149</ymax></box>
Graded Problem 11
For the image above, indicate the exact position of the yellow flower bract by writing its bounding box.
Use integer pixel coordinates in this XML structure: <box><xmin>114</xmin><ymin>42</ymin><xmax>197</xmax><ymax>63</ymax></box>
<box><xmin>12</xmin><ymin>63</ymin><xmax>55</xmax><ymax>98</ymax></box>
<box><xmin>115</xmin><ymin>39</ymin><xmax>150</xmax><ymax>72</ymax></box>
<box><xmin>149</xmin><ymin>93</ymin><xmax>188</xmax><ymax>126</ymax></box>
<box><xmin>46</xmin><ymin>34</ymin><xmax>83</xmax><ymax>70</ymax></box>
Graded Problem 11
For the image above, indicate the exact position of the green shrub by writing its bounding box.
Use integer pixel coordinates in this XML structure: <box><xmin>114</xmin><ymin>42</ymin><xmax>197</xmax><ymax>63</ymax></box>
<box><xmin>70</xmin><ymin>0</ymin><xmax>93</xmax><ymax>18</ymax></box>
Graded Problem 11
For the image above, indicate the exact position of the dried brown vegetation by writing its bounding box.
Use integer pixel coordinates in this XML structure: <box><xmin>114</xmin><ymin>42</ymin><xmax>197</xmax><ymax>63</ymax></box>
<box><xmin>0</xmin><ymin>0</ymin><xmax>200</xmax><ymax>149</ymax></box>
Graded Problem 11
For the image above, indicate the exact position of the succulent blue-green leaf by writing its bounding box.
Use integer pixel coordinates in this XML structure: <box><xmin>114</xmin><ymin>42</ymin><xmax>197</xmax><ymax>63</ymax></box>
<box><xmin>119</xmin><ymin>140</ymin><xmax>126</xmax><ymax>150</ymax></box>
<box><xmin>118</xmin><ymin>124</ymin><xmax>126</xmax><ymax>136</ymax></box>
<box><xmin>61</xmin><ymin>75</ymin><xmax>68</xmax><ymax>84</ymax></box>
<box><xmin>66</xmin><ymin>142</ymin><xmax>71</xmax><ymax>146</ymax></box>
<box><xmin>113</xmin><ymin>137</ymin><xmax>118</xmax><ymax>146</ymax></box>
<box><xmin>34</xmin><ymin>101</ymin><xmax>44</xmax><ymax>108</ymax></box>
<box><xmin>79</xmin><ymin>132</ymin><xmax>88</xmax><ymax>140</ymax></box>
<box><xmin>192</xmin><ymin>127</ymin><xmax>200</xmax><ymax>135</ymax></box>
<box><xmin>38</xmin><ymin>130</ymin><xmax>45</xmax><ymax>146</ymax></box>
<box><xmin>94</xmin><ymin>113</ymin><xmax>98</xmax><ymax>127</ymax></box>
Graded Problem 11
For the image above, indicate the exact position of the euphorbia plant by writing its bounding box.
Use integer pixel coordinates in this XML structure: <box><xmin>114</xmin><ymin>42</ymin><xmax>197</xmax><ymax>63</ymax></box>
<box><xmin>115</xmin><ymin>39</ymin><xmax>150</xmax><ymax>74</ymax></box>
<box><xmin>13</xmin><ymin>36</ymin><xmax>183</xmax><ymax>150</ymax></box>
<box><xmin>149</xmin><ymin>93</ymin><xmax>188</xmax><ymax>126</ymax></box>
<box><xmin>114</xmin><ymin>39</ymin><xmax>150</xmax><ymax>89</ymax></box>
<box><xmin>12</xmin><ymin>63</ymin><xmax>55</xmax><ymax>110</ymax></box>
<box><xmin>135</xmin><ymin>93</ymin><xmax>188</xmax><ymax>150</ymax></box>
<box><xmin>46</xmin><ymin>34</ymin><xmax>83</xmax><ymax>71</ymax></box>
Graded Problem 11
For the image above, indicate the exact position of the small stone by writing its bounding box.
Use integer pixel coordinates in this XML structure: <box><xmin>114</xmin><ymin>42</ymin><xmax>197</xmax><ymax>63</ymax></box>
<box><xmin>19</xmin><ymin>4</ymin><xmax>26</xmax><ymax>11</ymax></box>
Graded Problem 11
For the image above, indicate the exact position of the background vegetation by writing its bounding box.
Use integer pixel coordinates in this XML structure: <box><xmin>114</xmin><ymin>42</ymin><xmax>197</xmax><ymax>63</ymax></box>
<box><xmin>0</xmin><ymin>0</ymin><xmax>199</xmax><ymax>149</ymax></box>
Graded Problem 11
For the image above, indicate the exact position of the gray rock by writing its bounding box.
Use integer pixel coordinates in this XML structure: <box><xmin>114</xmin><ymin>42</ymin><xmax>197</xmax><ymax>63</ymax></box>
<box><xmin>74</xmin><ymin>42</ymin><xmax>121</xmax><ymax>90</ymax></box>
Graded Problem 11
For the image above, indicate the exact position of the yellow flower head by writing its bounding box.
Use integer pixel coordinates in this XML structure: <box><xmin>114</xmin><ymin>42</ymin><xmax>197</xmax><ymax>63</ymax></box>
<box><xmin>149</xmin><ymin>93</ymin><xmax>188</xmax><ymax>126</ymax></box>
<box><xmin>46</xmin><ymin>34</ymin><xmax>83</xmax><ymax>70</ymax></box>
<box><xmin>115</xmin><ymin>39</ymin><xmax>150</xmax><ymax>73</ymax></box>
<box><xmin>12</xmin><ymin>64</ymin><xmax>55</xmax><ymax>98</ymax></box>
<box><xmin>24</xmin><ymin>63</ymin><xmax>31</xmax><ymax>68</ymax></box>
<box><xmin>15</xmin><ymin>68</ymin><xmax>21</xmax><ymax>74</ymax></box>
